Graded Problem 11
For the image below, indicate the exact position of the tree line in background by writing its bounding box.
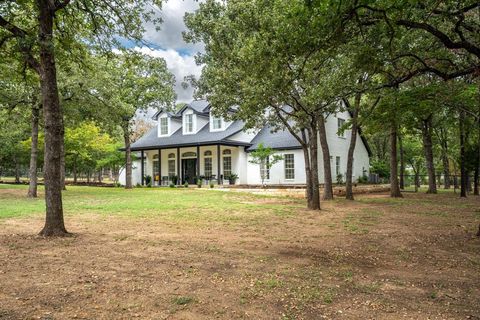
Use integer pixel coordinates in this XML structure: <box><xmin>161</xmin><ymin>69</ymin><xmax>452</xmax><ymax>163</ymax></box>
<box><xmin>0</xmin><ymin>0</ymin><xmax>479</xmax><ymax>236</ymax></box>
<box><xmin>184</xmin><ymin>0</ymin><xmax>479</xmax><ymax>209</ymax></box>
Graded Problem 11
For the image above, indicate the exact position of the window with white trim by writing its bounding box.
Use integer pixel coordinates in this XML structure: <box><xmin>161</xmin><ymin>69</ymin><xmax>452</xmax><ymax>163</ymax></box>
<box><xmin>204</xmin><ymin>150</ymin><xmax>213</xmax><ymax>177</ymax></box>
<box><xmin>204</xmin><ymin>158</ymin><xmax>212</xmax><ymax>177</ymax></box>
<box><xmin>336</xmin><ymin>156</ymin><xmax>341</xmax><ymax>176</ymax></box>
<box><xmin>212</xmin><ymin>116</ymin><xmax>223</xmax><ymax>130</ymax></box>
<box><xmin>222</xmin><ymin>149</ymin><xmax>232</xmax><ymax>177</ymax></box>
<box><xmin>153</xmin><ymin>154</ymin><xmax>159</xmax><ymax>180</ymax></box>
<box><xmin>168</xmin><ymin>153</ymin><xmax>176</xmax><ymax>177</ymax></box>
<box><xmin>160</xmin><ymin>117</ymin><xmax>168</xmax><ymax>135</ymax></box>
<box><xmin>184</xmin><ymin>114</ymin><xmax>194</xmax><ymax>133</ymax></box>
<box><xmin>284</xmin><ymin>154</ymin><xmax>295</xmax><ymax>180</ymax></box>
<box><xmin>337</xmin><ymin>118</ymin><xmax>346</xmax><ymax>138</ymax></box>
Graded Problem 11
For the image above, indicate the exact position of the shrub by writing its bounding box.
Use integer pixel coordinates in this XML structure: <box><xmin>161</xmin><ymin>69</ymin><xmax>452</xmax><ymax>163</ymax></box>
<box><xmin>336</xmin><ymin>173</ymin><xmax>344</xmax><ymax>185</ymax></box>
<box><xmin>184</xmin><ymin>182</ymin><xmax>189</xmax><ymax>188</ymax></box>
<box><xmin>370</xmin><ymin>160</ymin><xmax>389</xmax><ymax>178</ymax></box>
<box><xmin>197</xmin><ymin>178</ymin><xmax>203</xmax><ymax>188</ymax></box>
<box><xmin>145</xmin><ymin>175</ymin><xmax>152</xmax><ymax>186</ymax></box>
<box><xmin>169</xmin><ymin>183</ymin><xmax>175</xmax><ymax>188</ymax></box>
<box><xmin>136</xmin><ymin>183</ymin><xmax>142</xmax><ymax>188</ymax></box>
<box><xmin>228</xmin><ymin>173</ymin><xmax>239</xmax><ymax>185</ymax></box>
<box><xmin>357</xmin><ymin>175</ymin><xmax>368</xmax><ymax>184</ymax></box>
<box><xmin>210</xmin><ymin>181</ymin><xmax>214</xmax><ymax>188</ymax></box>
<box><xmin>147</xmin><ymin>182</ymin><xmax>152</xmax><ymax>188</ymax></box>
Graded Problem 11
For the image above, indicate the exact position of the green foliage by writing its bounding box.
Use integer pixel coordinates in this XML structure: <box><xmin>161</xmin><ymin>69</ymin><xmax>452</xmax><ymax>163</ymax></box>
<box><xmin>228</xmin><ymin>173</ymin><xmax>239</xmax><ymax>184</ymax></box>
<box><xmin>171</xmin><ymin>175</ymin><xmax>178</xmax><ymax>185</ymax></box>
<box><xmin>370</xmin><ymin>160</ymin><xmax>390</xmax><ymax>179</ymax></box>
<box><xmin>173</xmin><ymin>296</ymin><xmax>194</xmax><ymax>306</ymax></box>
<box><xmin>249</xmin><ymin>143</ymin><xmax>283</xmax><ymax>185</ymax></box>
<box><xmin>336</xmin><ymin>173</ymin><xmax>344</xmax><ymax>185</ymax></box>
<box><xmin>357</xmin><ymin>175</ymin><xmax>368</xmax><ymax>184</ymax></box>
<box><xmin>145</xmin><ymin>175</ymin><xmax>152</xmax><ymax>186</ymax></box>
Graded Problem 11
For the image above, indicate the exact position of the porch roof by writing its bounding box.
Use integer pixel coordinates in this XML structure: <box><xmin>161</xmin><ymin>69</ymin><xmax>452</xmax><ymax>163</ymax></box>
<box><xmin>129</xmin><ymin>120</ymin><xmax>251</xmax><ymax>151</ymax></box>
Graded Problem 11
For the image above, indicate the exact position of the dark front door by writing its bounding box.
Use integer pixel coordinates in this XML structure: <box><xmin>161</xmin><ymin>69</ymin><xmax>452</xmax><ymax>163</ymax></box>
<box><xmin>182</xmin><ymin>159</ymin><xmax>197</xmax><ymax>184</ymax></box>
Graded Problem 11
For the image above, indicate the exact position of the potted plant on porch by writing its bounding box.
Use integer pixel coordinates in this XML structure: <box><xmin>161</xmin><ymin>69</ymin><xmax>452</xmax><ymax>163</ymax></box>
<box><xmin>228</xmin><ymin>173</ymin><xmax>238</xmax><ymax>185</ymax></box>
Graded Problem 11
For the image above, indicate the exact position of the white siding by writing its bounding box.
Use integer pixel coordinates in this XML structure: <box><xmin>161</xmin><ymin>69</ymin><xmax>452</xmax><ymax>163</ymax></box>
<box><xmin>318</xmin><ymin>109</ymin><xmax>370</xmax><ymax>183</ymax></box>
<box><xmin>227</xmin><ymin>129</ymin><xmax>258</xmax><ymax>143</ymax></box>
<box><xmin>247</xmin><ymin>149</ymin><xmax>306</xmax><ymax>185</ymax></box>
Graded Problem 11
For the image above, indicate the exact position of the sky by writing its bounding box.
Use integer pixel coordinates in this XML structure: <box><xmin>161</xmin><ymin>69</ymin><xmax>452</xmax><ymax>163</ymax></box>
<box><xmin>139</xmin><ymin>0</ymin><xmax>204</xmax><ymax>104</ymax></box>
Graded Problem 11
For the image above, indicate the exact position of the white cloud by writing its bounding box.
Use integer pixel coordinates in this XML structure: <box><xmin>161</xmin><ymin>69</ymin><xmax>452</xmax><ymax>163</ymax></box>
<box><xmin>143</xmin><ymin>0</ymin><xmax>204</xmax><ymax>53</ymax></box>
<box><xmin>135</xmin><ymin>46</ymin><xmax>202</xmax><ymax>103</ymax></box>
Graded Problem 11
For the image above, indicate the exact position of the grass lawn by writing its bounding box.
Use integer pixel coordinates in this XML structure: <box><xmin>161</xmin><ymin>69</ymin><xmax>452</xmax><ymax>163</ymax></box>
<box><xmin>0</xmin><ymin>184</ymin><xmax>479</xmax><ymax>319</ymax></box>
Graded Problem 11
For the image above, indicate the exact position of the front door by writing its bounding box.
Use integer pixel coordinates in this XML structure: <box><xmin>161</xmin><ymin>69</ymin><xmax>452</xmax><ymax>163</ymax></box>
<box><xmin>182</xmin><ymin>159</ymin><xmax>197</xmax><ymax>184</ymax></box>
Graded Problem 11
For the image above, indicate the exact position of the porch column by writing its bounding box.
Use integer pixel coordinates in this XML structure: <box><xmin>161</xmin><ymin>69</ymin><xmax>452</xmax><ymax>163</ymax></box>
<box><xmin>217</xmin><ymin>144</ymin><xmax>221</xmax><ymax>184</ymax></box>
<box><xmin>177</xmin><ymin>147</ymin><xmax>181</xmax><ymax>185</ymax></box>
<box><xmin>141</xmin><ymin>150</ymin><xmax>145</xmax><ymax>186</ymax></box>
<box><xmin>158</xmin><ymin>149</ymin><xmax>161</xmax><ymax>186</ymax></box>
<box><xmin>196</xmin><ymin>145</ymin><xmax>200</xmax><ymax>180</ymax></box>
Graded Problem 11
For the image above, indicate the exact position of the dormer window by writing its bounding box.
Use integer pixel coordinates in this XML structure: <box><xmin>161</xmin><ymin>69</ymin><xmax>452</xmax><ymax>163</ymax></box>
<box><xmin>212</xmin><ymin>116</ymin><xmax>223</xmax><ymax>130</ymax></box>
<box><xmin>184</xmin><ymin>113</ymin><xmax>194</xmax><ymax>133</ymax></box>
<box><xmin>160</xmin><ymin>117</ymin><xmax>169</xmax><ymax>136</ymax></box>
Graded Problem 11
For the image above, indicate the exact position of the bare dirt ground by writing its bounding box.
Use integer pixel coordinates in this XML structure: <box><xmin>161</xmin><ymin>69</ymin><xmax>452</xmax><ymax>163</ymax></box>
<box><xmin>1</xmin><ymin>191</ymin><xmax>479</xmax><ymax>319</ymax></box>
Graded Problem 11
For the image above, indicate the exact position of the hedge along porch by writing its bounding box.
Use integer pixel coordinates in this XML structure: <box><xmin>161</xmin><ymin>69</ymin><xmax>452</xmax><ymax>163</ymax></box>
<box><xmin>137</xmin><ymin>144</ymin><xmax>247</xmax><ymax>186</ymax></box>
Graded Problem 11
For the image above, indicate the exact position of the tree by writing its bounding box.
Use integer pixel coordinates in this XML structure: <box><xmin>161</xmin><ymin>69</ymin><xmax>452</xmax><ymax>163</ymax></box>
<box><xmin>342</xmin><ymin>1</ymin><xmax>480</xmax><ymax>81</ymax></box>
<box><xmin>64</xmin><ymin>122</ymin><xmax>112</xmax><ymax>183</ymax></box>
<box><xmin>185</xmin><ymin>0</ymin><xmax>366</xmax><ymax>209</ymax></box>
<box><xmin>0</xmin><ymin>109</ymin><xmax>31</xmax><ymax>183</ymax></box>
<box><xmin>0</xmin><ymin>59</ymin><xmax>41</xmax><ymax>196</ymax></box>
<box><xmin>248</xmin><ymin>143</ymin><xmax>283</xmax><ymax>186</ymax></box>
<box><xmin>403</xmin><ymin>135</ymin><xmax>426</xmax><ymax>192</ymax></box>
<box><xmin>0</xmin><ymin>0</ymin><xmax>164</xmax><ymax>236</ymax></box>
<box><xmin>85</xmin><ymin>52</ymin><xmax>175</xmax><ymax>189</ymax></box>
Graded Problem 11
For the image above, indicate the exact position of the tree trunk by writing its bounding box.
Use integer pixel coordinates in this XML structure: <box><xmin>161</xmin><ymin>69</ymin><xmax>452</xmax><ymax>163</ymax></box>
<box><xmin>318</xmin><ymin>115</ymin><xmax>333</xmax><ymax>200</ymax></box>
<box><xmin>474</xmin><ymin>116</ymin><xmax>479</xmax><ymax>195</ymax></box>
<box><xmin>123</xmin><ymin>121</ymin><xmax>133</xmax><ymax>189</ymax></box>
<box><xmin>422</xmin><ymin>115</ymin><xmax>437</xmax><ymax>194</ymax></box>
<box><xmin>38</xmin><ymin>0</ymin><xmax>68</xmax><ymax>236</ymax></box>
<box><xmin>14</xmin><ymin>156</ymin><xmax>20</xmax><ymax>184</ymax></box>
<box><xmin>28</xmin><ymin>105</ymin><xmax>40</xmax><ymax>198</ymax></box>
<box><xmin>345</xmin><ymin>96</ymin><xmax>359</xmax><ymax>200</ymax></box>
<box><xmin>389</xmin><ymin>123</ymin><xmax>402</xmax><ymax>197</ymax></box>
<box><xmin>442</xmin><ymin>149</ymin><xmax>451</xmax><ymax>189</ymax></box>
<box><xmin>73</xmin><ymin>158</ymin><xmax>77</xmax><ymax>184</ymax></box>
<box><xmin>308</xmin><ymin>125</ymin><xmax>321</xmax><ymax>210</ymax></box>
<box><xmin>301</xmin><ymin>129</ymin><xmax>314</xmax><ymax>209</ymax></box>
<box><xmin>60</xmin><ymin>134</ymin><xmax>66</xmax><ymax>190</ymax></box>
<box><xmin>398</xmin><ymin>133</ymin><xmax>405</xmax><ymax>190</ymax></box>
<box><xmin>414</xmin><ymin>170</ymin><xmax>419</xmax><ymax>193</ymax></box>
<box><xmin>459</xmin><ymin>109</ymin><xmax>467</xmax><ymax>198</ymax></box>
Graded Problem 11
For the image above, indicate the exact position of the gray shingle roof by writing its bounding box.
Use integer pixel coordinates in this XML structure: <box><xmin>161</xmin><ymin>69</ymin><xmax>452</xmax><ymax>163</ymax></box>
<box><xmin>130</xmin><ymin>120</ymin><xmax>250</xmax><ymax>150</ymax></box>
<box><xmin>246</xmin><ymin>126</ymin><xmax>302</xmax><ymax>151</ymax></box>
<box><xmin>136</xmin><ymin>99</ymin><xmax>371</xmax><ymax>155</ymax></box>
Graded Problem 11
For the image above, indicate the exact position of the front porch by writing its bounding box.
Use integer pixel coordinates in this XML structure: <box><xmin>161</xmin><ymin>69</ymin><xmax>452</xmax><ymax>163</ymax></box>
<box><xmin>136</xmin><ymin>144</ymin><xmax>246</xmax><ymax>186</ymax></box>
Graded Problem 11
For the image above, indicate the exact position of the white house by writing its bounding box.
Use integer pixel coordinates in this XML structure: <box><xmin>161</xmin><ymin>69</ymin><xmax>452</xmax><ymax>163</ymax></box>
<box><xmin>119</xmin><ymin>99</ymin><xmax>371</xmax><ymax>186</ymax></box>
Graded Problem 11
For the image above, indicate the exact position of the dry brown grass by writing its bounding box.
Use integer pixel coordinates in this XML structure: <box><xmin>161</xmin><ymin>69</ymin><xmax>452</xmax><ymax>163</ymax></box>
<box><xmin>0</xmin><ymin>186</ymin><xmax>479</xmax><ymax>319</ymax></box>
